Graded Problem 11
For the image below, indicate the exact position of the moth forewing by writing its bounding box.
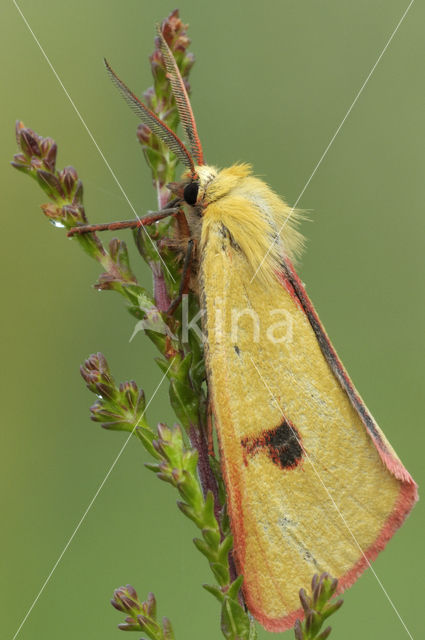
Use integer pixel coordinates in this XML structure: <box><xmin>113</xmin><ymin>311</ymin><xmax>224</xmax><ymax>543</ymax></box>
<box><xmin>199</xmin><ymin>217</ymin><xmax>417</xmax><ymax>631</ymax></box>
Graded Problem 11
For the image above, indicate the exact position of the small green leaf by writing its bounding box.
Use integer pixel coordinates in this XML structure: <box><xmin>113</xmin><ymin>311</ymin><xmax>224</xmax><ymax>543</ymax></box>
<box><xmin>202</xmin><ymin>526</ymin><xmax>221</xmax><ymax>549</ymax></box>
<box><xmin>221</xmin><ymin>597</ymin><xmax>251</xmax><ymax>640</ymax></box>
<box><xmin>227</xmin><ymin>575</ymin><xmax>244</xmax><ymax>600</ymax></box>
<box><xmin>210</xmin><ymin>562</ymin><xmax>230</xmax><ymax>586</ymax></box>
<box><xmin>193</xmin><ymin>537</ymin><xmax>213</xmax><ymax>560</ymax></box>
<box><xmin>203</xmin><ymin>583</ymin><xmax>225</xmax><ymax>603</ymax></box>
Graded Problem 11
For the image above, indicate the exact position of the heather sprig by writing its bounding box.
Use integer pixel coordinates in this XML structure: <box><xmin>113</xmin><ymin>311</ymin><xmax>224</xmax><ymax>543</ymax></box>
<box><xmin>12</xmin><ymin>121</ymin><xmax>157</xmax><ymax>315</ymax></box>
<box><xmin>294</xmin><ymin>573</ymin><xmax>344</xmax><ymax>640</ymax></box>
<box><xmin>137</xmin><ymin>8</ymin><xmax>195</xmax><ymax>208</ymax></box>
<box><xmin>80</xmin><ymin>350</ymin><xmax>253</xmax><ymax>639</ymax></box>
<box><xmin>111</xmin><ymin>586</ymin><xmax>175</xmax><ymax>640</ymax></box>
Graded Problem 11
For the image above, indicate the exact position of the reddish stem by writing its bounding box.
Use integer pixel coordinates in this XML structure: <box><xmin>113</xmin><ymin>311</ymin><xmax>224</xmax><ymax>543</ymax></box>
<box><xmin>189</xmin><ymin>425</ymin><xmax>221</xmax><ymax>523</ymax></box>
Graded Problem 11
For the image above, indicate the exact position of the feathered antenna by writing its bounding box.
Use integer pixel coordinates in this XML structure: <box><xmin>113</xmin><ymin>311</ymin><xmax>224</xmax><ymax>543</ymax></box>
<box><xmin>156</xmin><ymin>24</ymin><xmax>204</xmax><ymax>166</ymax></box>
<box><xmin>104</xmin><ymin>59</ymin><xmax>196</xmax><ymax>176</ymax></box>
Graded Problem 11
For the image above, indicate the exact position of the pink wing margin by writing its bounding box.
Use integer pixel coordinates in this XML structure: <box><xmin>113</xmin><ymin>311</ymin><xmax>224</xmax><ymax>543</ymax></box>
<box><xmin>271</xmin><ymin>259</ymin><xmax>418</xmax><ymax>607</ymax></box>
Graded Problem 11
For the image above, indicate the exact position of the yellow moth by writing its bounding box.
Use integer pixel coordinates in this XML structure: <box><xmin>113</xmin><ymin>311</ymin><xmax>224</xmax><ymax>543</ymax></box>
<box><xmin>71</xmin><ymin>28</ymin><xmax>417</xmax><ymax>632</ymax></box>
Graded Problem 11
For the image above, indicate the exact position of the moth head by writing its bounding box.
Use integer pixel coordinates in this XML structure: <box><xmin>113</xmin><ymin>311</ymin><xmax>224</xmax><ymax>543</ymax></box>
<box><xmin>177</xmin><ymin>163</ymin><xmax>254</xmax><ymax>209</ymax></box>
<box><xmin>168</xmin><ymin>165</ymin><xmax>219</xmax><ymax>211</ymax></box>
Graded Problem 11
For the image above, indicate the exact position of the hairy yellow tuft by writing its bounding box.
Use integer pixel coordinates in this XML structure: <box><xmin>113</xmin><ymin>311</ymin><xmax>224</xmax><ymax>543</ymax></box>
<box><xmin>198</xmin><ymin>163</ymin><xmax>304</xmax><ymax>286</ymax></box>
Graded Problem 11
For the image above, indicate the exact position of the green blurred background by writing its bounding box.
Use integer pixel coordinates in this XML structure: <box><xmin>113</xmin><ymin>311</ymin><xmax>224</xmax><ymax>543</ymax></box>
<box><xmin>1</xmin><ymin>1</ymin><xmax>423</xmax><ymax>638</ymax></box>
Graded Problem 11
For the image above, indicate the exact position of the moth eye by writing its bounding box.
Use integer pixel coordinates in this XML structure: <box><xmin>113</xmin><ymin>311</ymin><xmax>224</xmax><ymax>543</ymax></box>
<box><xmin>183</xmin><ymin>182</ymin><xmax>199</xmax><ymax>206</ymax></box>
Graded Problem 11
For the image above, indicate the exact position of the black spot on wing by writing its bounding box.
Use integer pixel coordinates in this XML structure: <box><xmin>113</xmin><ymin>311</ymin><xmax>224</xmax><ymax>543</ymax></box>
<box><xmin>234</xmin><ymin>345</ymin><xmax>240</xmax><ymax>356</ymax></box>
<box><xmin>241</xmin><ymin>419</ymin><xmax>303</xmax><ymax>470</ymax></box>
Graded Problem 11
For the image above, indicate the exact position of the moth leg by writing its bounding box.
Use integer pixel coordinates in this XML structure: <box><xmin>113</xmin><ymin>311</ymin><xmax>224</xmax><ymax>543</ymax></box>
<box><xmin>132</xmin><ymin>203</ymin><xmax>190</xmax><ymax>256</ymax></box>
<box><xmin>167</xmin><ymin>237</ymin><xmax>194</xmax><ymax>316</ymax></box>
<box><xmin>67</xmin><ymin>198</ymin><xmax>181</xmax><ymax>237</ymax></box>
